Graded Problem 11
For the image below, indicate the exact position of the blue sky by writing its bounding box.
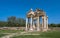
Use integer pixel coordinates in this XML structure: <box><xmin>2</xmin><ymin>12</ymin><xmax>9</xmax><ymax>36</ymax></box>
<box><xmin>0</xmin><ymin>0</ymin><xmax>60</xmax><ymax>24</ymax></box>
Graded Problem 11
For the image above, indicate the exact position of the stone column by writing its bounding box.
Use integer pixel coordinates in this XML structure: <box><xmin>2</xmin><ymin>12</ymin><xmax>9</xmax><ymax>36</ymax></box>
<box><xmin>37</xmin><ymin>17</ymin><xmax>40</xmax><ymax>31</ymax></box>
<box><xmin>44</xmin><ymin>16</ymin><xmax>46</xmax><ymax>28</ymax></box>
<box><xmin>42</xmin><ymin>16</ymin><xmax>44</xmax><ymax>31</ymax></box>
<box><xmin>33</xmin><ymin>20</ymin><xmax>35</xmax><ymax>30</ymax></box>
<box><xmin>30</xmin><ymin>15</ymin><xmax>33</xmax><ymax>31</ymax></box>
<box><xmin>26</xmin><ymin>17</ymin><xmax>28</xmax><ymax>31</ymax></box>
<box><xmin>43</xmin><ymin>16</ymin><xmax>47</xmax><ymax>31</ymax></box>
<box><xmin>46</xmin><ymin>16</ymin><xmax>48</xmax><ymax>30</ymax></box>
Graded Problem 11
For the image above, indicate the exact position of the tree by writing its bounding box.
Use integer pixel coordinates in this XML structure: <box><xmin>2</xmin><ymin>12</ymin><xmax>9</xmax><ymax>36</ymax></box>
<box><xmin>49</xmin><ymin>23</ymin><xmax>56</xmax><ymax>27</ymax></box>
<box><xmin>0</xmin><ymin>21</ymin><xmax>7</xmax><ymax>27</ymax></box>
<box><xmin>7</xmin><ymin>16</ymin><xmax>25</xmax><ymax>27</ymax></box>
<box><xmin>16</xmin><ymin>18</ymin><xmax>25</xmax><ymax>27</ymax></box>
<box><xmin>57</xmin><ymin>24</ymin><xmax>60</xmax><ymax>27</ymax></box>
<box><xmin>7</xmin><ymin>16</ymin><xmax>17</xmax><ymax>27</ymax></box>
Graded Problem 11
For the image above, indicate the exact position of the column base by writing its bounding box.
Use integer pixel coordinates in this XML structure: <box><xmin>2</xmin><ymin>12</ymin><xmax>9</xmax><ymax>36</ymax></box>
<box><xmin>43</xmin><ymin>28</ymin><xmax>47</xmax><ymax>32</ymax></box>
<box><xmin>37</xmin><ymin>28</ymin><xmax>40</xmax><ymax>31</ymax></box>
<box><xmin>25</xmin><ymin>29</ymin><xmax>28</xmax><ymax>31</ymax></box>
<box><xmin>29</xmin><ymin>28</ymin><xmax>33</xmax><ymax>31</ymax></box>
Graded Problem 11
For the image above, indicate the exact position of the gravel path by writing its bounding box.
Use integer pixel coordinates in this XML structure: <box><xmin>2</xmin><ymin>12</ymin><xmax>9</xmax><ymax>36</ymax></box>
<box><xmin>1</xmin><ymin>32</ymin><xmax>27</xmax><ymax>38</ymax></box>
<box><xmin>1</xmin><ymin>32</ymin><xmax>40</xmax><ymax>38</ymax></box>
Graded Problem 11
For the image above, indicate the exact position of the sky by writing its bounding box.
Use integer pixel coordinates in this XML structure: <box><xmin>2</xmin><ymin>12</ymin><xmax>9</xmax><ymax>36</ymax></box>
<box><xmin>0</xmin><ymin>0</ymin><xmax>60</xmax><ymax>24</ymax></box>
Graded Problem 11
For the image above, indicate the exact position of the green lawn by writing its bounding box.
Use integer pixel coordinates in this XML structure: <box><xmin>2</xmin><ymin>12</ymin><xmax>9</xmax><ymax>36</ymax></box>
<box><xmin>12</xmin><ymin>30</ymin><xmax>60</xmax><ymax>38</ymax></box>
<box><xmin>0</xmin><ymin>33</ymin><xmax>8</xmax><ymax>37</ymax></box>
<box><xmin>0</xmin><ymin>30</ymin><xmax>23</xmax><ymax>37</ymax></box>
<box><xmin>0</xmin><ymin>30</ymin><xmax>23</xmax><ymax>33</ymax></box>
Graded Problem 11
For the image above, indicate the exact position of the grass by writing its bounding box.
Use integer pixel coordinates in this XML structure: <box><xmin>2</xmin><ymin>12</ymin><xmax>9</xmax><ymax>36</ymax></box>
<box><xmin>0</xmin><ymin>30</ymin><xmax>24</xmax><ymax>33</ymax></box>
<box><xmin>12</xmin><ymin>30</ymin><xmax>60</xmax><ymax>38</ymax></box>
<box><xmin>0</xmin><ymin>30</ymin><xmax>24</xmax><ymax>37</ymax></box>
<box><xmin>0</xmin><ymin>33</ymin><xmax>8</xmax><ymax>37</ymax></box>
<box><xmin>40</xmin><ymin>30</ymin><xmax>60</xmax><ymax>38</ymax></box>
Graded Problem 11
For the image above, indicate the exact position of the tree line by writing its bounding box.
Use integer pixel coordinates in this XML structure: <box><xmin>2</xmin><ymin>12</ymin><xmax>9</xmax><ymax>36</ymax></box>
<box><xmin>0</xmin><ymin>16</ymin><xmax>60</xmax><ymax>27</ymax></box>
<box><xmin>0</xmin><ymin>16</ymin><xmax>25</xmax><ymax>27</ymax></box>
<box><xmin>49</xmin><ymin>23</ymin><xmax>60</xmax><ymax>27</ymax></box>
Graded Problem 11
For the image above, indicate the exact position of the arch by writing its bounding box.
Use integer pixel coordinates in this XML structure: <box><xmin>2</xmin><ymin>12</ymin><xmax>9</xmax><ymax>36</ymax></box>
<box><xmin>26</xmin><ymin>8</ymin><xmax>48</xmax><ymax>32</ymax></box>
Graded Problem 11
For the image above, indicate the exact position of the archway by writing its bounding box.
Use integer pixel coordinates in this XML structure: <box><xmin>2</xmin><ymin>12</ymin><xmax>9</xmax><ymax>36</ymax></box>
<box><xmin>26</xmin><ymin>8</ymin><xmax>48</xmax><ymax>32</ymax></box>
